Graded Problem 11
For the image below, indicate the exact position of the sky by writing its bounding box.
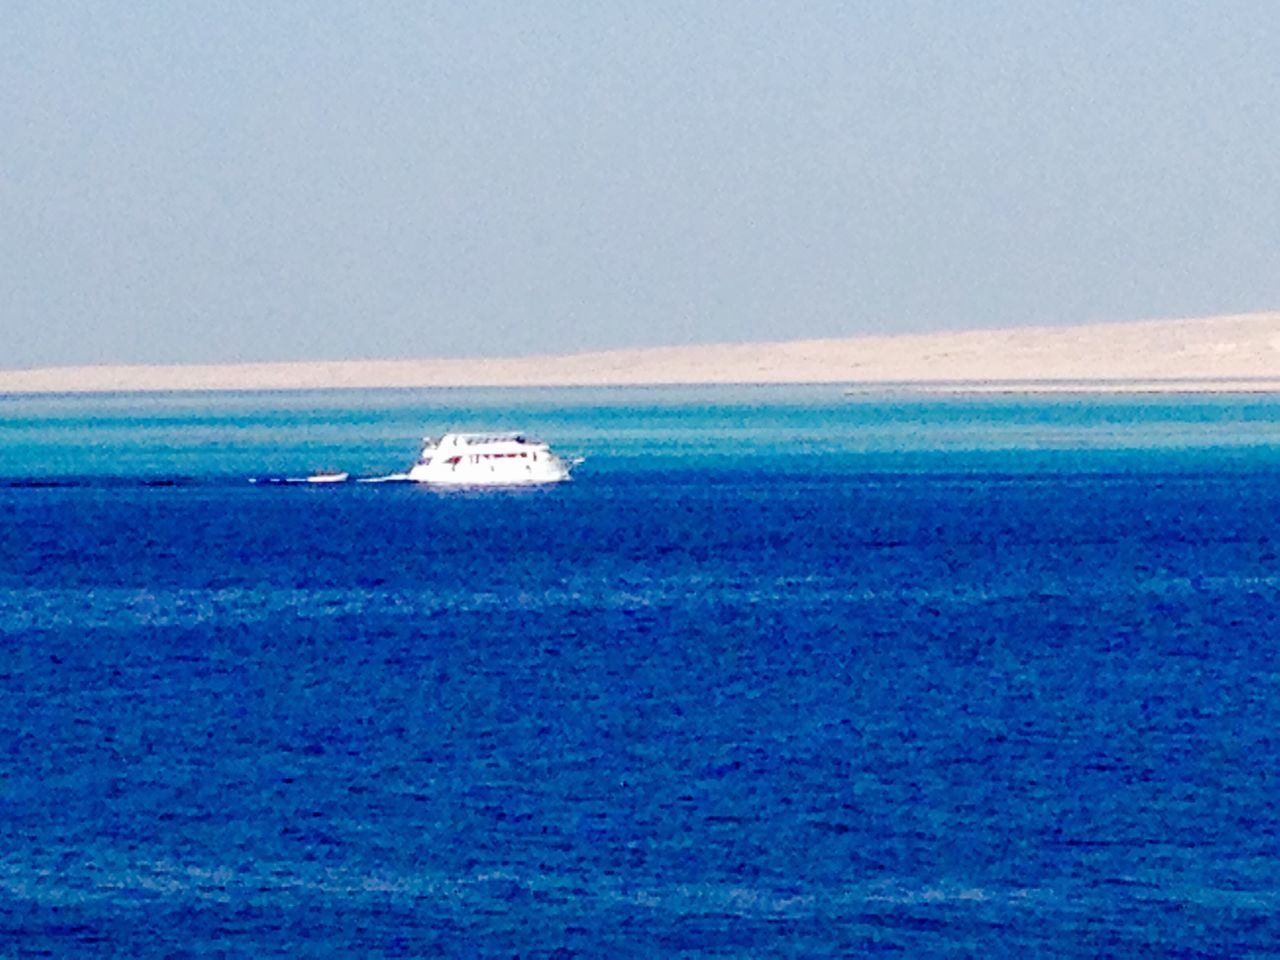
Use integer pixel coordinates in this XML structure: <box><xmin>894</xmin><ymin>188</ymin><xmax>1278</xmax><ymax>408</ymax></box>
<box><xmin>3</xmin><ymin>2</ymin><xmax>1279</xmax><ymax>367</ymax></box>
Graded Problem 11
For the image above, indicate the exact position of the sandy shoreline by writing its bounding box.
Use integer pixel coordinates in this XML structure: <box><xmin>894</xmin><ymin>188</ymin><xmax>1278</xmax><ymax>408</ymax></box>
<box><xmin>4</xmin><ymin>311</ymin><xmax>1280</xmax><ymax>395</ymax></box>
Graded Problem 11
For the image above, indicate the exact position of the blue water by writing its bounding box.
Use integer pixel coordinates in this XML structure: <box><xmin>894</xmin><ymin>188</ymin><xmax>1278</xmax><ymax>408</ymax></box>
<box><xmin>4</xmin><ymin>388</ymin><xmax>1280</xmax><ymax>955</ymax></box>
<box><xmin>9</xmin><ymin>386</ymin><xmax>1280</xmax><ymax>480</ymax></box>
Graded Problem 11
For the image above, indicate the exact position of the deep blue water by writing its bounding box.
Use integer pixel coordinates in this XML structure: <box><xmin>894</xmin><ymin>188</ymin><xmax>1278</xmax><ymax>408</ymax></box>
<box><xmin>4</xmin><ymin>389</ymin><xmax>1280</xmax><ymax>955</ymax></box>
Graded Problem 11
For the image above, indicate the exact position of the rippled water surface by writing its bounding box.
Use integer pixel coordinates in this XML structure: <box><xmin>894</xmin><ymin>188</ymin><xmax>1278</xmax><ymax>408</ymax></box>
<box><xmin>3</xmin><ymin>388</ymin><xmax>1280</xmax><ymax>955</ymax></box>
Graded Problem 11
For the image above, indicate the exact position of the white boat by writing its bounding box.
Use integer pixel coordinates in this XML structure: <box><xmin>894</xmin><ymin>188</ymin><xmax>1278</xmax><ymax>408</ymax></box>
<box><xmin>306</xmin><ymin>471</ymin><xmax>349</xmax><ymax>484</ymax></box>
<box><xmin>406</xmin><ymin>433</ymin><xmax>577</xmax><ymax>486</ymax></box>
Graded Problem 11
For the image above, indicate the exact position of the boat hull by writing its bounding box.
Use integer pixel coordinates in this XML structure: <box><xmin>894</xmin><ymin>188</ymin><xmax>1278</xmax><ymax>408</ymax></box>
<box><xmin>405</xmin><ymin>461</ymin><xmax>571</xmax><ymax>486</ymax></box>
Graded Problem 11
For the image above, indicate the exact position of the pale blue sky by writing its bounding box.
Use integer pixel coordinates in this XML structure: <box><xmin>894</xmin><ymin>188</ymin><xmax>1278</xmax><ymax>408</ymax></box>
<box><xmin>3</xmin><ymin>2</ymin><xmax>1279</xmax><ymax>367</ymax></box>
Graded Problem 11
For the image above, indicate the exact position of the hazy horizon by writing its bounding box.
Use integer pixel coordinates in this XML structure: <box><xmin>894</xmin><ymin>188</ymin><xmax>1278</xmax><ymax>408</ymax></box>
<box><xmin>4</xmin><ymin>3</ymin><xmax>1280</xmax><ymax>369</ymax></box>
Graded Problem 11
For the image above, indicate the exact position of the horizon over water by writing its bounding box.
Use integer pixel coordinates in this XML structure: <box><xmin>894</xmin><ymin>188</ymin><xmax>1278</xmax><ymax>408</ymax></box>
<box><xmin>4</xmin><ymin>386</ymin><xmax>1280</xmax><ymax>955</ymax></box>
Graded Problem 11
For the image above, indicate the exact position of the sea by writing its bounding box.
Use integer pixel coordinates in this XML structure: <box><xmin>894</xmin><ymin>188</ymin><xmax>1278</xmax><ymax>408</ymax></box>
<box><xmin>3</xmin><ymin>386</ymin><xmax>1280</xmax><ymax>957</ymax></box>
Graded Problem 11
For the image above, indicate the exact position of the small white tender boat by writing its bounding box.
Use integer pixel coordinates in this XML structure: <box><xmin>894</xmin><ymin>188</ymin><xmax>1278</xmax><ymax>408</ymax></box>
<box><xmin>406</xmin><ymin>433</ymin><xmax>576</xmax><ymax>486</ymax></box>
<box><xmin>305</xmin><ymin>471</ymin><xmax>349</xmax><ymax>484</ymax></box>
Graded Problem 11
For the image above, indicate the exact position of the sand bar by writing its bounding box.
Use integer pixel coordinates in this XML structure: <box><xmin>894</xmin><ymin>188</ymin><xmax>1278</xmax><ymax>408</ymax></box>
<box><xmin>3</xmin><ymin>311</ymin><xmax>1280</xmax><ymax>394</ymax></box>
